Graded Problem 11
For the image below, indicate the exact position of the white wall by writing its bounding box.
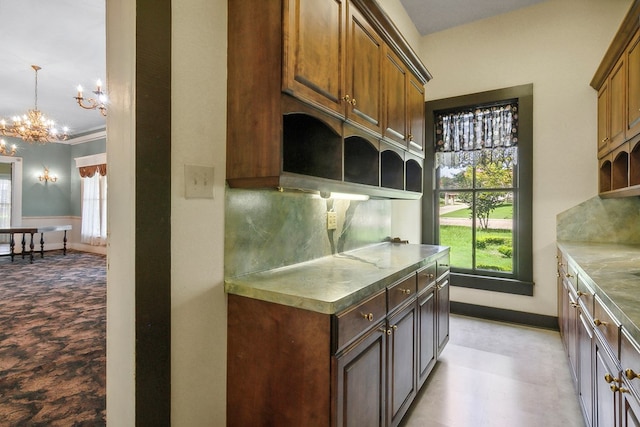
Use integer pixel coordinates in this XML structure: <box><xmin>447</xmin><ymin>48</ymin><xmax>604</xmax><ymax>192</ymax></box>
<box><xmin>419</xmin><ymin>0</ymin><xmax>633</xmax><ymax>316</ymax></box>
<box><xmin>105</xmin><ymin>0</ymin><xmax>136</xmax><ymax>424</ymax></box>
<box><xmin>107</xmin><ymin>0</ymin><xmax>227</xmax><ymax>424</ymax></box>
<box><xmin>171</xmin><ymin>0</ymin><xmax>227</xmax><ymax>424</ymax></box>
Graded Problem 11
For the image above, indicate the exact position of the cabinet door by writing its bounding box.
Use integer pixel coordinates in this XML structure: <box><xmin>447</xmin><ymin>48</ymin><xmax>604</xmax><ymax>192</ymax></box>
<box><xmin>387</xmin><ymin>301</ymin><xmax>418</xmax><ymax>427</ymax></box>
<box><xmin>418</xmin><ymin>288</ymin><xmax>436</xmax><ymax>388</ymax></box>
<box><xmin>627</xmin><ymin>31</ymin><xmax>640</xmax><ymax>140</ymax></box>
<box><xmin>407</xmin><ymin>74</ymin><xmax>425</xmax><ymax>154</ymax></box>
<box><xmin>594</xmin><ymin>336</ymin><xmax>620</xmax><ymax>427</ymax></box>
<box><xmin>283</xmin><ymin>0</ymin><xmax>346</xmax><ymax>115</ymax></box>
<box><xmin>598</xmin><ymin>82</ymin><xmax>610</xmax><ymax>158</ymax></box>
<box><xmin>383</xmin><ymin>47</ymin><xmax>408</xmax><ymax>146</ymax></box>
<box><xmin>346</xmin><ymin>4</ymin><xmax>383</xmax><ymax>134</ymax></box>
<box><xmin>335</xmin><ymin>325</ymin><xmax>386</xmax><ymax>427</ymax></box>
<box><xmin>567</xmin><ymin>286</ymin><xmax>579</xmax><ymax>384</ymax></box>
<box><xmin>622</xmin><ymin>386</ymin><xmax>640</xmax><ymax>427</ymax></box>
<box><xmin>610</xmin><ymin>56</ymin><xmax>627</xmax><ymax>149</ymax></box>
<box><xmin>578</xmin><ymin>309</ymin><xmax>594</xmax><ymax>427</ymax></box>
<box><xmin>436</xmin><ymin>276</ymin><xmax>450</xmax><ymax>356</ymax></box>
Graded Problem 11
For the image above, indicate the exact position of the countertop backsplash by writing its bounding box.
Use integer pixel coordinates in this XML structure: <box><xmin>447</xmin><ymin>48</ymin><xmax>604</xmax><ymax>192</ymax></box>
<box><xmin>225</xmin><ymin>187</ymin><xmax>391</xmax><ymax>278</ymax></box>
<box><xmin>557</xmin><ymin>196</ymin><xmax>640</xmax><ymax>244</ymax></box>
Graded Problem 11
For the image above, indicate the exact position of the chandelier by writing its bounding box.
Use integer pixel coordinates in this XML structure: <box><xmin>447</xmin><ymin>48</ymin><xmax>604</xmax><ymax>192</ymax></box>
<box><xmin>0</xmin><ymin>65</ymin><xmax>69</xmax><ymax>143</ymax></box>
<box><xmin>75</xmin><ymin>79</ymin><xmax>107</xmax><ymax>116</ymax></box>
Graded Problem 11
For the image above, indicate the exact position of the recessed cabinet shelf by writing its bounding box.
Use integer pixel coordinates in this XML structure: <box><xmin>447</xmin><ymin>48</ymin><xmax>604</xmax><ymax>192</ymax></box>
<box><xmin>406</xmin><ymin>158</ymin><xmax>423</xmax><ymax>193</ymax></box>
<box><xmin>612</xmin><ymin>151</ymin><xmax>629</xmax><ymax>190</ymax></box>
<box><xmin>381</xmin><ymin>148</ymin><xmax>404</xmax><ymax>190</ymax></box>
<box><xmin>344</xmin><ymin>136</ymin><xmax>379</xmax><ymax>187</ymax></box>
<box><xmin>283</xmin><ymin>114</ymin><xmax>342</xmax><ymax>181</ymax></box>
<box><xmin>599</xmin><ymin>138</ymin><xmax>640</xmax><ymax>197</ymax></box>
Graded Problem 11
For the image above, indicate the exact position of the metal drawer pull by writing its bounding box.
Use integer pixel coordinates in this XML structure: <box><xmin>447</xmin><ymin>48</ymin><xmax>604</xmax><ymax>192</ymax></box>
<box><xmin>604</xmin><ymin>373</ymin><xmax>620</xmax><ymax>384</ymax></box>
<box><xmin>565</xmin><ymin>273</ymin><xmax>574</xmax><ymax>278</ymax></box>
<box><xmin>379</xmin><ymin>327</ymin><xmax>392</xmax><ymax>335</ymax></box>
<box><xmin>594</xmin><ymin>318</ymin><xmax>608</xmax><ymax>327</ymax></box>
<box><xmin>625</xmin><ymin>368</ymin><xmax>640</xmax><ymax>380</ymax></box>
<box><xmin>361</xmin><ymin>312</ymin><xmax>374</xmax><ymax>322</ymax></box>
<box><xmin>398</xmin><ymin>288</ymin><xmax>411</xmax><ymax>295</ymax></box>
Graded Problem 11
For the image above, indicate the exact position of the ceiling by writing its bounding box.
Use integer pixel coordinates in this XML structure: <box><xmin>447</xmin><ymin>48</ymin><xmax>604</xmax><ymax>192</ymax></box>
<box><xmin>400</xmin><ymin>0</ymin><xmax>548</xmax><ymax>35</ymax></box>
<box><xmin>0</xmin><ymin>0</ymin><xmax>105</xmax><ymax>138</ymax></box>
<box><xmin>0</xmin><ymin>0</ymin><xmax>545</xmax><ymax>138</ymax></box>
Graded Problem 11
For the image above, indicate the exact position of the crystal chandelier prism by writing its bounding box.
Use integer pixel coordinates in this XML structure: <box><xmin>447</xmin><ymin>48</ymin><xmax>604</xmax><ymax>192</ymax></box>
<box><xmin>0</xmin><ymin>65</ymin><xmax>69</xmax><ymax>143</ymax></box>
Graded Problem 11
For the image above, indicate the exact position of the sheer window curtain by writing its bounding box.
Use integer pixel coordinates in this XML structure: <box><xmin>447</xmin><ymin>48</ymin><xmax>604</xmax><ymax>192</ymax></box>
<box><xmin>0</xmin><ymin>176</ymin><xmax>10</xmax><ymax>243</ymax></box>
<box><xmin>435</xmin><ymin>102</ymin><xmax>519</xmax><ymax>167</ymax></box>
<box><xmin>81</xmin><ymin>167</ymin><xmax>107</xmax><ymax>246</ymax></box>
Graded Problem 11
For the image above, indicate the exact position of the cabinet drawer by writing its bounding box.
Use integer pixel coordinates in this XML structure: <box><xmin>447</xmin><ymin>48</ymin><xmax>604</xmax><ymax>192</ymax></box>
<box><xmin>594</xmin><ymin>295</ymin><xmax>621</xmax><ymax>358</ymax></box>
<box><xmin>576</xmin><ymin>276</ymin><xmax>595</xmax><ymax>320</ymax></box>
<box><xmin>335</xmin><ymin>289</ymin><xmax>386</xmax><ymax>353</ymax></box>
<box><xmin>387</xmin><ymin>274</ymin><xmax>416</xmax><ymax>314</ymax></box>
<box><xmin>416</xmin><ymin>263</ymin><xmax>436</xmax><ymax>294</ymax></box>
<box><xmin>436</xmin><ymin>254</ymin><xmax>450</xmax><ymax>280</ymax></box>
<box><xmin>621</xmin><ymin>328</ymin><xmax>640</xmax><ymax>397</ymax></box>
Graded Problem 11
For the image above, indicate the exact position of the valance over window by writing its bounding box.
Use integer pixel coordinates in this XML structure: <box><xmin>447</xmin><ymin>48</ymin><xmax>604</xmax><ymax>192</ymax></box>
<box><xmin>78</xmin><ymin>164</ymin><xmax>107</xmax><ymax>177</ymax></box>
<box><xmin>435</xmin><ymin>102</ymin><xmax>519</xmax><ymax>167</ymax></box>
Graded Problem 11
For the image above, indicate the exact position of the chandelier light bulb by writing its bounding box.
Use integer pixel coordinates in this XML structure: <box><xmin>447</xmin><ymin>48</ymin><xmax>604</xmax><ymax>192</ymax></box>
<box><xmin>74</xmin><ymin>78</ymin><xmax>108</xmax><ymax>117</ymax></box>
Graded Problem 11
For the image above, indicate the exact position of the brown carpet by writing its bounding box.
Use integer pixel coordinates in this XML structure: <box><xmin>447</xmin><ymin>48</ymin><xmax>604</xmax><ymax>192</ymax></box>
<box><xmin>0</xmin><ymin>250</ymin><xmax>106</xmax><ymax>426</ymax></box>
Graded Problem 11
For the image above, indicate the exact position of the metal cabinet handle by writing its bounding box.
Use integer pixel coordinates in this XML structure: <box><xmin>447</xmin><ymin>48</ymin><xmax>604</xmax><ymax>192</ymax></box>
<box><xmin>361</xmin><ymin>312</ymin><xmax>374</xmax><ymax>322</ymax></box>
<box><xmin>625</xmin><ymin>368</ymin><xmax>640</xmax><ymax>380</ymax></box>
<box><xmin>594</xmin><ymin>318</ymin><xmax>608</xmax><ymax>327</ymax></box>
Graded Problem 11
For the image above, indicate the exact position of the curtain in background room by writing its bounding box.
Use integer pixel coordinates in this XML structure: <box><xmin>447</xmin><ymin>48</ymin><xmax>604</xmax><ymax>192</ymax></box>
<box><xmin>0</xmin><ymin>175</ymin><xmax>10</xmax><ymax>243</ymax></box>
<box><xmin>81</xmin><ymin>172</ymin><xmax>107</xmax><ymax>246</ymax></box>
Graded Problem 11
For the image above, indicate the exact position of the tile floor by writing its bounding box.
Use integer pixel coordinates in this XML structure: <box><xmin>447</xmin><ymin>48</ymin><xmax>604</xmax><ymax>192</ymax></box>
<box><xmin>400</xmin><ymin>314</ymin><xmax>586</xmax><ymax>427</ymax></box>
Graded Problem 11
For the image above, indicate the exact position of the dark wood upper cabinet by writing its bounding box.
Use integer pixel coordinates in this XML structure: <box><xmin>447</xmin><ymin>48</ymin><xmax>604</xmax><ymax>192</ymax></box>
<box><xmin>592</xmin><ymin>1</ymin><xmax>640</xmax><ymax>198</ymax></box>
<box><xmin>227</xmin><ymin>0</ymin><xmax>431</xmax><ymax>199</ymax></box>
<box><xmin>346</xmin><ymin>5</ymin><xmax>384</xmax><ymax>135</ymax></box>
<box><xmin>283</xmin><ymin>0</ymin><xmax>347</xmax><ymax>115</ymax></box>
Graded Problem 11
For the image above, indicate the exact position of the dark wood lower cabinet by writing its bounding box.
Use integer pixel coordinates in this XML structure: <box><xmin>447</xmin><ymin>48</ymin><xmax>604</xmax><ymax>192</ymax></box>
<box><xmin>623</xmin><ymin>386</ymin><xmax>640</xmax><ymax>427</ymax></box>
<box><xmin>436</xmin><ymin>276</ymin><xmax>450</xmax><ymax>356</ymax></box>
<box><xmin>417</xmin><ymin>287</ymin><xmax>436</xmax><ymax>388</ymax></box>
<box><xmin>578</xmin><ymin>310</ymin><xmax>594</xmax><ymax>426</ymax></box>
<box><xmin>227</xmin><ymin>257</ymin><xmax>450</xmax><ymax>426</ymax></box>
<box><xmin>594</xmin><ymin>335</ymin><xmax>619</xmax><ymax>427</ymax></box>
<box><xmin>387</xmin><ymin>301</ymin><xmax>418</xmax><ymax>427</ymax></box>
<box><xmin>334</xmin><ymin>325</ymin><xmax>387</xmax><ymax>427</ymax></box>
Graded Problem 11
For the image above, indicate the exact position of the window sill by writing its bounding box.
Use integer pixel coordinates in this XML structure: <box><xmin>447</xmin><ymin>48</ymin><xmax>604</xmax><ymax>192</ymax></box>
<box><xmin>451</xmin><ymin>272</ymin><xmax>534</xmax><ymax>296</ymax></box>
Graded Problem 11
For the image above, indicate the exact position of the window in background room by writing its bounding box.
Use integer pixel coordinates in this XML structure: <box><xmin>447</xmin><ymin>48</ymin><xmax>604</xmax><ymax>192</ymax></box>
<box><xmin>81</xmin><ymin>170</ymin><xmax>107</xmax><ymax>246</ymax></box>
<box><xmin>0</xmin><ymin>163</ymin><xmax>11</xmax><ymax>231</ymax></box>
<box><xmin>424</xmin><ymin>85</ymin><xmax>533</xmax><ymax>296</ymax></box>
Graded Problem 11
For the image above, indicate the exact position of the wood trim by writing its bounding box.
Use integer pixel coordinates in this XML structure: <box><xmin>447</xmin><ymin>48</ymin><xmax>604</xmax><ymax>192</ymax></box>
<box><xmin>591</xmin><ymin>0</ymin><xmax>640</xmax><ymax>90</ymax></box>
<box><xmin>451</xmin><ymin>302</ymin><xmax>559</xmax><ymax>330</ymax></box>
<box><xmin>135</xmin><ymin>0</ymin><xmax>172</xmax><ymax>424</ymax></box>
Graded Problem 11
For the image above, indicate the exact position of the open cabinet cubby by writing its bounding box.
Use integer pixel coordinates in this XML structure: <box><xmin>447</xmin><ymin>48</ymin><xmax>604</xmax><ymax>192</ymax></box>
<box><xmin>281</xmin><ymin>113</ymin><xmax>423</xmax><ymax>198</ymax></box>
<box><xmin>612</xmin><ymin>151</ymin><xmax>629</xmax><ymax>190</ymax></box>
<box><xmin>283</xmin><ymin>114</ymin><xmax>342</xmax><ymax>181</ymax></box>
<box><xmin>631</xmin><ymin>140</ymin><xmax>640</xmax><ymax>186</ymax></box>
<box><xmin>599</xmin><ymin>138</ymin><xmax>640</xmax><ymax>197</ymax></box>
<box><xmin>381</xmin><ymin>148</ymin><xmax>404</xmax><ymax>190</ymax></box>
<box><xmin>344</xmin><ymin>136</ymin><xmax>379</xmax><ymax>187</ymax></box>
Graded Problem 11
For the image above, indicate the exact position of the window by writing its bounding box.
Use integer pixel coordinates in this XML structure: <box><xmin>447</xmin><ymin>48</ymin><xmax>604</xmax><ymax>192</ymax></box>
<box><xmin>81</xmin><ymin>173</ymin><xmax>107</xmax><ymax>246</ymax></box>
<box><xmin>423</xmin><ymin>85</ymin><xmax>533</xmax><ymax>295</ymax></box>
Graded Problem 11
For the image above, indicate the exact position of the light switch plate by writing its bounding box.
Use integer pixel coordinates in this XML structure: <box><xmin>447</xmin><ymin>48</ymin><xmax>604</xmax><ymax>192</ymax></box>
<box><xmin>185</xmin><ymin>164</ymin><xmax>214</xmax><ymax>199</ymax></box>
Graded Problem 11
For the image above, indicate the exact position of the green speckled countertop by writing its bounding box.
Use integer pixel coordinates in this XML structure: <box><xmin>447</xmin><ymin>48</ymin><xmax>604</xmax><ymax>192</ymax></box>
<box><xmin>557</xmin><ymin>241</ymin><xmax>640</xmax><ymax>344</ymax></box>
<box><xmin>225</xmin><ymin>243</ymin><xmax>449</xmax><ymax>314</ymax></box>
